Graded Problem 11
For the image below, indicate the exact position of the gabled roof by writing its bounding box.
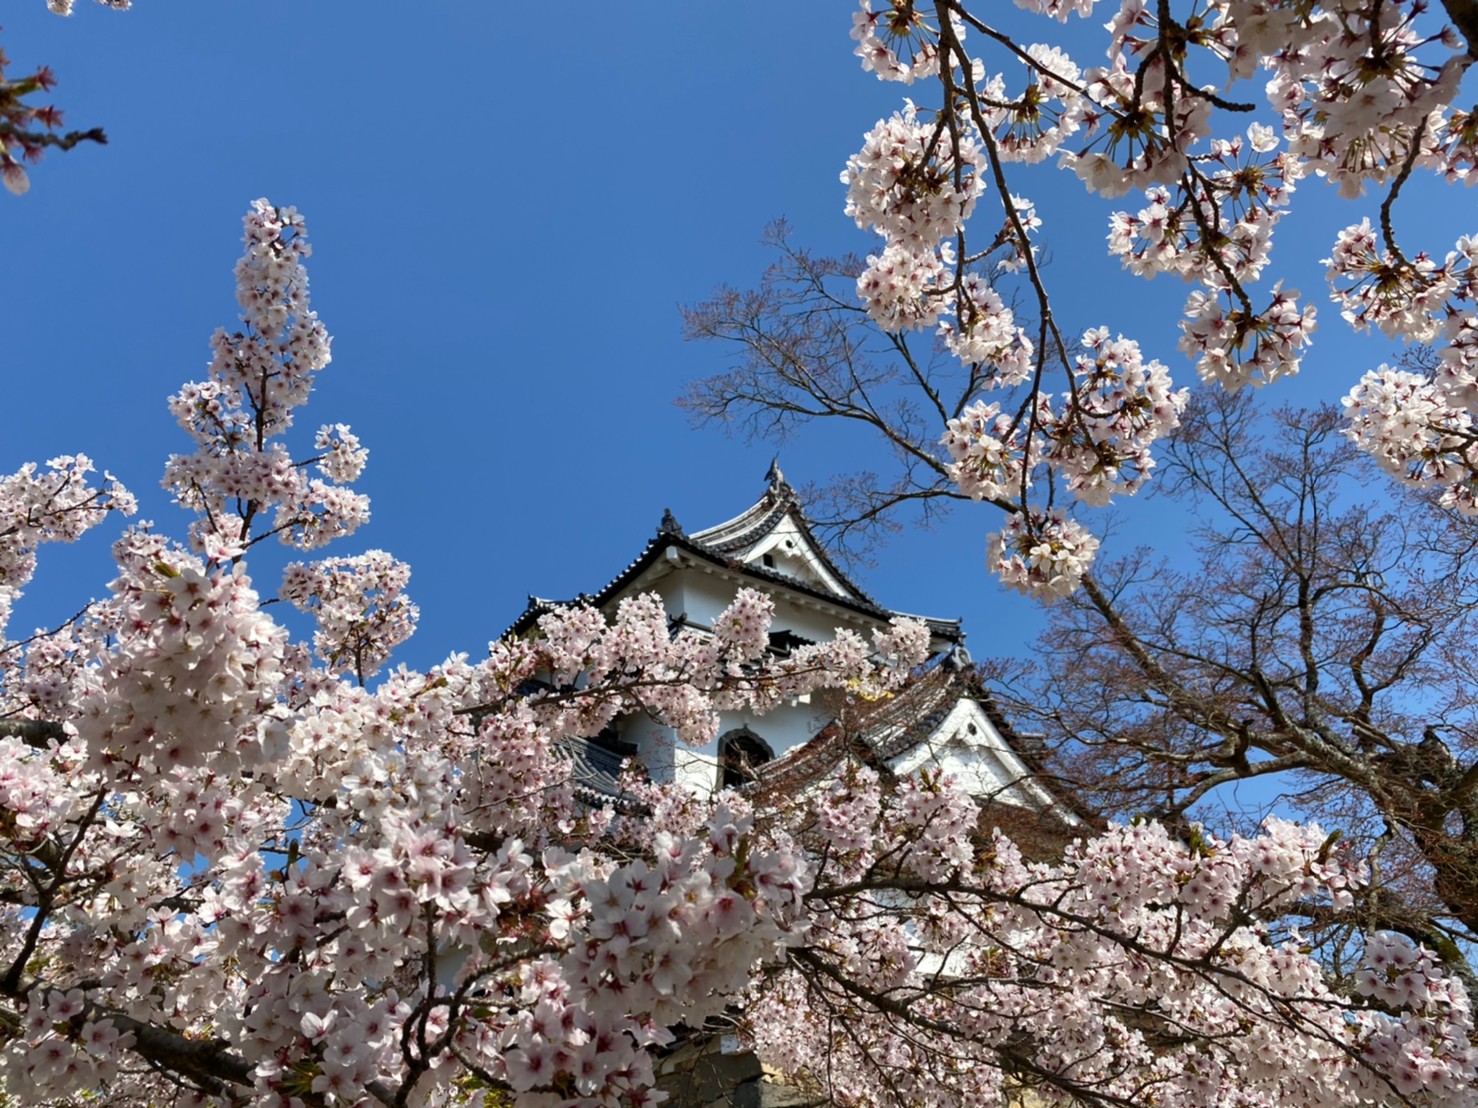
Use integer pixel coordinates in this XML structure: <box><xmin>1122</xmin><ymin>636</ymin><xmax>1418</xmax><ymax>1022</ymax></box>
<box><xmin>551</xmin><ymin>659</ymin><xmax>1095</xmax><ymax>833</ymax></box>
<box><xmin>501</xmin><ymin>465</ymin><xmax>963</xmax><ymax>646</ymax></box>
<box><xmin>689</xmin><ymin>460</ymin><xmax>882</xmax><ymax>608</ymax></box>
<box><xmin>754</xmin><ymin>654</ymin><xmax>1096</xmax><ymax>830</ymax></box>
<box><xmin>557</xmin><ymin>735</ymin><xmax>632</xmax><ymax>805</ymax></box>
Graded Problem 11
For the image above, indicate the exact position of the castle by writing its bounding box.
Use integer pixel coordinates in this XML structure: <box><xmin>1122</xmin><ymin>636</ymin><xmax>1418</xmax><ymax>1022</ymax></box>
<box><xmin>504</xmin><ymin>465</ymin><xmax>1085</xmax><ymax>1106</ymax></box>
<box><xmin>504</xmin><ymin>462</ymin><xmax>1081</xmax><ymax>834</ymax></box>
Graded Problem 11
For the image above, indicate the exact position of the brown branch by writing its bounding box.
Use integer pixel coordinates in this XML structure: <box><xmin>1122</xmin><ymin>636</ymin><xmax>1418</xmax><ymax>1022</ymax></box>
<box><xmin>0</xmin><ymin>124</ymin><xmax>107</xmax><ymax>151</ymax></box>
<box><xmin>0</xmin><ymin>718</ymin><xmax>65</xmax><ymax>748</ymax></box>
<box><xmin>1439</xmin><ymin>0</ymin><xmax>1478</xmax><ymax>58</ymax></box>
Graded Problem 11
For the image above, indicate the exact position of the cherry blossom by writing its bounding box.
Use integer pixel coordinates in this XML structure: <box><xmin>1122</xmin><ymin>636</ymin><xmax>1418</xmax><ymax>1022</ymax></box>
<box><xmin>8</xmin><ymin>0</ymin><xmax>1478</xmax><ymax>1095</ymax></box>
<box><xmin>851</xmin><ymin>1</ymin><xmax>944</xmax><ymax>85</ymax></box>
<box><xmin>0</xmin><ymin>195</ymin><xmax>1471</xmax><ymax>1108</ymax></box>
<box><xmin>45</xmin><ymin>1</ymin><xmax>131</xmax><ymax>13</ymax></box>
<box><xmin>164</xmin><ymin>199</ymin><xmax>367</xmax><ymax>558</ymax></box>
<box><xmin>941</xmin><ymin>328</ymin><xmax>1183</xmax><ymax>588</ymax></box>
<box><xmin>281</xmin><ymin>551</ymin><xmax>418</xmax><ymax>682</ymax></box>
<box><xmin>842</xmin><ymin>103</ymin><xmax>986</xmax><ymax>253</ymax></box>
<box><xmin>1045</xmin><ymin>328</ymin><xmax>1187</xmax><ymax>505</ymax></box>
<box><xmin>0</xmin><ymin>454</ymin><xmax>133</xmax><ymax>637</ymax></box>
<box><xmin>835</xmin><ymin>0</ymin><xmax>1478</xmax><ymax>594</ymax></box>
<box><xmin>744</xmin><ymin>775</ymin><xmax>1477</xmax><ymax>1108</ymax></box>
<box><xmin>987</xmin><ymin>507</ymin><xmax>1100</xmax><ymax>598</ymax></box>
<box><xmin>941</xmin><ymin>398</ymin><xmax>1040</xmax><ymax>503</ymax></box>
<box><xmin>1343</xmin><ymin>362</ymin><xmax>1478</xmax><ymax>512</ymax></box>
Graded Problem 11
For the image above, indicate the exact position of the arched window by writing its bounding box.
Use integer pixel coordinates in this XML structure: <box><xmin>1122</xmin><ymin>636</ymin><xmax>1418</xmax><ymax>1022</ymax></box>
<box><xmin>718</xmin><ymin>729</ymin><xmax>773</xmax><ymax>790</ymax></box>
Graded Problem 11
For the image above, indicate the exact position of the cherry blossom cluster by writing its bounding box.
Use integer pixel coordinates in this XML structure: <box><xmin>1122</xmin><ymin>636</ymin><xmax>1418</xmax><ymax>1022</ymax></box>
<box><xmin>944</xmin><ymin>332</ymin><xmax>1184</xmax><ymax>508</ymax></box>
<box><xmin>811</xmin><ymin>765</ymin><xmax>886</xmax><ymax>878</ymax></box>
<box><xmin>1342</xmin><ymin>360</ymin><xmax>1478</xmax><ymax>513</ymax></box>
<box><xmin>0</xmin><ymin>454</ymin><xmax>133</xmax><ymax>636</ymax></box>
<box><xmin>941</xmin><ymin>398</ymin><xmax>1038</xmax><ymax>503</ymax></box>
<box><xmin>747</xmin><ymin>778</ymin><xmax>1477</xmax><ymax>1107</ymax></box>
<box><xmin>987</xmin><ymin>506</ymin><xmax>1100</xmax><ymax>599</ymax></box>
<box><xmin>69</xmin><ymin>528</ymin><xmax>289</xmax><ymax>775</ymax></box>
<box><xmin>936</xmin><ymin>269</ymin><xmax>1036</xmax><ymax>379</ymax></box>
<box><xmin>164</xmin><ymin>199</ymin><xmax>368</xmax><ymax>558</ymax></box>
<box><xmin>843</xmin><ymin>103</ymin><xmax>985</xmax><ymax>253</ymax></box>
<box><xmin>850</xmin><ymin>1</ymin><xmax>943</xmax><ymax>85</ymax></box>
<box><xmin>888</xmin><ymin>769</ymin><xmax>979</xmax><ymax>881</ymax></box>
<box><xmin>1044</xmin><ymin>328</ymin><xmax>1187</xmax><ymax>505</ymax></box>
<box><xmin>843</xmin><ymin>102</ymin><xmax>987</xmax><ymax>333</ymax></box>
<box><xmin>709</xmin><ymin>586</ymin><xmax>775</xmax><ymax>661</ymax></box>
<box><xmin>941</xmin><ymin>328</ymin><xmax>1183</xmax><ymax>591</ymax></box>
<box><xmin>1261</xmin><ymin>2</ymin><xmax>1466</xmax><ymax>199</ymax></box>
<box><xmin>0</xmin><ymin>728</ymin><xmax>76</xmax><ymax>846</ymax></box>
<box><xmin>804</xmin><ymin>763</ymin><xmax>978</xmax><ymax>890</ymax></box>
<box><xmin>1055</xmin><ymin>57</ymin><xmax>1214</xmax><ymax>199</ymax></box>
<box><xmin>527</xmin><ymin>589</ymin><xmax>928</xmax><ymax>746</ymax></box>
<box><xmin>1103</xmin><ymin>126</ymin><xmax>1322</xmax><ymax>388</ymax></box>
<box><xmin>980</xmin><ymin>45</ymin><xmax>1084</xmax><ymax>165</ymax></box>
<box><xmin>1180</xmin><ymin>281</ymin><xmax>1318</xmax><ymax>390</ymax></box>
<box><xmin>843</xmin><ymin>0</ymin><xmax>1477</xmax><ymax>591</ymax></box>
<box><xmin>1015</xmin><ymin>0</ymin><xmax>1097</xmax><ymax>23</ymax></box>
<box><xmin>2</xmin><ymin>989</ymin><xmax>132</xmax><ymax>1102</ymax></box>
<box><xmin>45</xmin><ymin>0</ymin><xmax>131</xmax><ymax>13</ymax></box>
<box><xmin>281</xmin><ymin>550</ymin><xmax>418</xmax><ymax>681</ymax></box>
<box><xmin>1325</xmin><ymin>220</ymin><xmax>1477</xmax><ymax>344</ymax></box>
<box><xmin>0</xmin><ymin>586</ymin><xmax>928</xmax><ymax>1107</ymax></box>
<box><xmin>559</xmin><ymin>807</ymin><xmax>808</xmax><ymax>1029</ymax></box>
<box><xmin>1333</xmin><ymin>225</ymin><xmax>1478</xmax><ymax>507</ymax></box>
<box><xmin>842</xmin><ymin>97</ymin><xmax>1039</xmax><ymax>378</ymax></box>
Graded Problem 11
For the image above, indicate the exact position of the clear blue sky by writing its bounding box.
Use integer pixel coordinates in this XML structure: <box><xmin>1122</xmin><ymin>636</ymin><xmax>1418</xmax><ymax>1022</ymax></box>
<box><xmin>2</xmin><ymin>2</ymin><xmax>1459</xmax><ymax>674</ymax></box>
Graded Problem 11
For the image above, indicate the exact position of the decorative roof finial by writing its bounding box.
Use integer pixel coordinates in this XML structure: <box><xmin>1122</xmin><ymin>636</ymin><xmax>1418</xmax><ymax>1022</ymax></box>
<box><xmin>765</xmin><ymin>455</ymin><xmax>787</xmax><ymax>489</ymax></box>
<box><xmin>942</xmin><ymin>641</ymin><xmax>974</xmax><ymax>670</ymax></box>
<box><xmin>658</xmin><ymin>507</ymin><xmax>684</xmax><ymax>537</ymax></box>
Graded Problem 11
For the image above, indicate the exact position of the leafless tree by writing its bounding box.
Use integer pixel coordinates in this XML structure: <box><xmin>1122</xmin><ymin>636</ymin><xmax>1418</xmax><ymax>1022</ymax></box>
<box><xmin>682</xmin><ymin>222</ymin><xmax>1053</xmax><ymax>567</ymax></box>
<box><xmin>1027</xmin><ymin>392</ymin><xmax>1478</xmax><ymax>965</ymax></box>
<box><xmin>684</xmin><ymin>244</ymin><xmax>1478</xmax><ymax>978</ymax></box>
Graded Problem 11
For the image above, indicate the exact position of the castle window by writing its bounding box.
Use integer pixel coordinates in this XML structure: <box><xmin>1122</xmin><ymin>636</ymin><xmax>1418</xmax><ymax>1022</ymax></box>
<box><xmin>767</xmin><ymin>629</ymin><xmax>815</xmax><ymax>657</ymax></box>
<box><xmin>718</xmin><ymin>729</ymin><xmax>773</xmax><ymax>790</ymax></box>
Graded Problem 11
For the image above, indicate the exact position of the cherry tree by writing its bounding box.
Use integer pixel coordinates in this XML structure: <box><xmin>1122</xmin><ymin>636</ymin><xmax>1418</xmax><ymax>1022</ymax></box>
<box><xmin>672</xmin><ymin>0</ymin><xmax>1478</xmax><ymax>1082</ymax></box>
<box><xmin>4</xmin><ymin>1</ymin><xmax>1478</xmax><ymax>1104</ymax></box>
<box><xmin>0</xmin><ymin>197</ymin><xmax>1469</xmax><ymax>1106</ymax></box>
<box><xmin>0</xmin><ymin>197</ymin><xmax>922</xmax><ymax>1104</ymax></box>
<box><xmin>692</xmin><ymin>0</ymin><xmax>1478</xmax><ymax>579</ymax></box>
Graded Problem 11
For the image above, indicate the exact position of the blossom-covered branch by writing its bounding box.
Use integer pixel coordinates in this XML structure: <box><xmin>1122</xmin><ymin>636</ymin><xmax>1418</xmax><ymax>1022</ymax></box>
<box><xmin>2</xmin><ymin>201</ymin><xmax>1472</xmax><ymax>1106</ymax></box>
<box><xmin>810</xmin><ymin>0</ymin><xmax>1478</xmax><ymax>594</ymax></box>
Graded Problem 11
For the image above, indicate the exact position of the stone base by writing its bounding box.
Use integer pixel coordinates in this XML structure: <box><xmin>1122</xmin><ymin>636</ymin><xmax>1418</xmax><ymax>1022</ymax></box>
<box><xmin>656</xmin><ymin>1036</ymin><xmax>817</xmax><ymax>1108</ymax></box>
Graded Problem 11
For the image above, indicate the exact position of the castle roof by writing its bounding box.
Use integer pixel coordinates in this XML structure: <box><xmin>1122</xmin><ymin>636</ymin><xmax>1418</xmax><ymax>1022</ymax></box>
<box><xmin>503</xmin><ymin>469</ymin><xmax>1084</xmax><ymax>833</ymax></box>
<box><xmin>754</xmin><ymin>653</ymin><xmax>1096</xmax><ymax>831</ymax></box>
<box><xmin>555</xmin><ymin>655</ymin><xmax>1094</xmax><ymax>835</ymax></box>
<box><xmin>502</xmin><ymin>464</ymin><xmax>963</xmax><ymax>647</ymax></box>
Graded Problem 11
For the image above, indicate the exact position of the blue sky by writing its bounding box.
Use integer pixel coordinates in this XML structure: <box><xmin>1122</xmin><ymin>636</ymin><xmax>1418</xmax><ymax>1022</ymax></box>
<box><xmin>2</xmin><ymin>2</ymin><xmax>1461</xmax><ymax>676</ymax></box>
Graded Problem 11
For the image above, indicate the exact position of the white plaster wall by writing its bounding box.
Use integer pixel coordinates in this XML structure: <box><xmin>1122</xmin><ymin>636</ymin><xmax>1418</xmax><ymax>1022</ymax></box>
<box><xmin>607</xmin><ymin>556</ymin><xmax>914</xmax><ymax>795</ymax></box>
<box><xmin>674</xmin><ymin>748</ymin><xmax>721</xmax><ymax>796</ymax></box>
<box><xmin>888</xmin><ymin>701</ymin><xmax>1082</xmax><ymax>824</ymax></box>
<box><xmin>897</xmin><ymin>744</ymin><xmax>1030</xmax><ymax>808</ymax></box>
<box><xmin>651</xmin><ymin>567</ymin><xmax>887</xmax><ymax>643</ymax></box>
<box><xmin>742</xmin><ymin>515</ymin><xmax>834</xmax><ymax>591</ymax></box>
<box><xmin>621</xmin><ymin>704</ymin><xmax>827</xmax><ymax>793</ymax></box>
